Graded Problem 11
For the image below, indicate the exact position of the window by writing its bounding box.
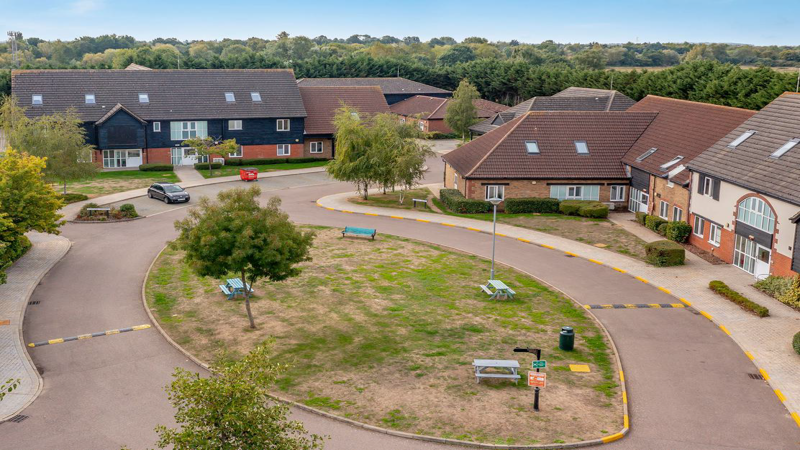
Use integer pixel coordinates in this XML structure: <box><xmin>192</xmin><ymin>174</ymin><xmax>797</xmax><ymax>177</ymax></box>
<box><xmin>251</xmin><ymin>92</ymin><xmax>262</xmax><ymax>102</ymax></box>
<box><xmin>727</xmin><ymin>130</ymin><xmax>756</xmax><ymax>148</ymax></box>
<box><xmin>659</xmin><ymin>156</ymin><xmax>684</xmax><ymax>170</ymax></box>
<box><xmin>31</xmin><ymin>94</ymin><xmax>42</xmax><ymax>105</ymax></box>
<box><xmin>550</xmin><ymin>185</ymin><xmax>600</xmax><ymax>201</ymax></box>
<box><xmin>170</xmin><ymin>121</ymin><xmax>208</xmax><ymax>140</ymax></box>
<box><xmin>277</xmin><ymin>119</ymin><xmax>290</xmax><ymax>131</ymax></box>
<box><xmin>485</xmin><ymin>185</ymin><xmax>504</xmax><ymax>201</ymax></box>
<box><xmin>574</xmin><ymin>140</ymin><xmax>589</xmax><ymax>154</ymax></box>
<box><xmin>418</xmin><ymin>121</ymin><xmax>425</xmax><ymax>131</ymax></box>
<box><xmin>277</xmin><ymin>144</ymin><xmax>291</xmax><ymax>156</ymax></box>
<box><xmin>453</xmin><ymin>173</ymin><xmax>458</xmax><ymax>190</ymax></box>
<box><xmin>693</xmin><ymin>215</ymin><xmax>705</xmax><ymax>237</ymax></box>
<box><xmin>225</xmin><ymin>92</ymin><xmax>235</xmax><ymax>102</ymax></box>
<box><xmin>703</xmin><ymin>176</ymin><xmax>713</xmax><ymax>197</ymax></box>
<box><xmin>350</xmin><ymin>112</ymin><xmax>360</xmax><ymax>120</ymax></box>
<box><xmin>708</xmin><ymin>223</ymin><xmax>721</xmax><ymax>246</ymax></box>
<box><xmin>673</xmin><ymin>206</ymin><xmax>683</xmax><ymax>222</ymax></box>
<box><xmin>229</xmin><ymin>120</ymin><xmax>242</xmax><ymax>131</ymax></box>
<box><xmin>734</xmin><ymin>234</ymin><xmax>757</xmax><ymax>274</ymax></box>
<box><xmin>770</xmin><ymin>138</ymin><xmax>800</xmax><ymax>159</ymax></box>
<box><xmin>659</xmin><ymin>201</ymin><xmax>669</xmax><ymax>219</ymax></box>
<box><xmin>636</xmin><ymin>148</ymin><xmax>657</xmax><ymax>162</ymax></box>
<box><xmin>737</xmin><ymin>197</ymin><xmax>775</xmax><ymax>233</ymax></box>
<box><xmin>138</xmin><ymin>93</ymin><xmax>149</xmax><ymax>103</ymax></box>
<box><xmin>85</xmin><ymin>94</ymin><xmax>96</xmax><ymax>104</ymax></box>
<box><xmin>610</xmin><ymin>185</ymin><xmax>626</xmax><ymax>202</ymax></box>
<box><xmin>309</xmin><ymin>141</ymin><xmax>324</xmax><ymax>153</ymax></box>
<box><xmin>525</xmin><ymin>140</ymin><xmax>540</xmax><ymax>154</ymax></box>
<box><xmin>153</xmin><ymin>122</ymin><xmax>161</xmax><ymax>132</ymax></box>
<box><xmin>228</xmin><ymin>146</ymin><xmax>243</xmax><ymax>158</ymax></box>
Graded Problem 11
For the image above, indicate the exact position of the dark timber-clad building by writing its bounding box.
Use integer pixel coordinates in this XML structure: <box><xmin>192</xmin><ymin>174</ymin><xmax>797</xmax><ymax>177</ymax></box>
<box><xmin>297</xmin><ymin>77</ymin><xmax>451</xmax><ymax>105</ymax></box>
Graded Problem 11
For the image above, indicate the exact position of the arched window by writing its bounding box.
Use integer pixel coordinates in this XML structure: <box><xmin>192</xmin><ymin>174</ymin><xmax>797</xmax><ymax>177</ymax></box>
<box><xmin>737</xmin><ymin>197</ymin><xmax>775</xmax><ymax>233</ymax></box>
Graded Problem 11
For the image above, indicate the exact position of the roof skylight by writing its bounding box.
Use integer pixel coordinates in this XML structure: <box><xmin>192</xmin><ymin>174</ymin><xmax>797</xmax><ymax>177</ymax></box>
<box><xmin>574</xmin><ymin>140</ymin><xmax>589</xmax><ymax>154</ymax></box>
<box><xmin>138</xmin><ymin>93</ymin><xmax>149</xmax><ymax>103</ymax></box>
<box><xmin>770</xmin><ymin>138</ymin><xmax>800</xmax><ymax>159</ymax></box>
<box><xmin>525</xmin><ymin>140</ymin><xmax>540</xmax><ymax>154</ymax></box>
<box><xmin>85</xmin><ymin>94</ymin><xmax>96</xmax><ymax>104</ymax></box>
<box><xmin>225</xmin><ymin>92</ymin><xmax>235</xmax><ymax>102</ymax></box>
<box><xmin>636</xmin><ymin>148</ymin><xmax>657</xmax><ymax>162</ymax></box>
<box><xmin>727</xmin><ymin>130</ymin><xmax>756</xmax><ymax>148</ymax></box>
<box><xmin>250</xmin><ymin>92</ymin><xmax>262</xmax><ymax>102</ymax></box>
<box><xmin>660</xmin><ymin>155</ymin><xmax>684</xmax><ymax>170</ymax></box>
<box><xmin>31</xmin><ymin>94</ymin><xmax>42</xmax><ymax>105</ymax></box>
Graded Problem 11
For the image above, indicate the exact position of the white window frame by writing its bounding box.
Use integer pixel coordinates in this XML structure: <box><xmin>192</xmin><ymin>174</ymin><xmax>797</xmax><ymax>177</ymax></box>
<box><xmin>229</xmin><ymin>120</ymin><xmax>242</xmax><ymax>131</ymax></box>
<box><xmin>32</xmin><ymin>94</ymin><xmax>43</xmax><ymax>105</ymax></box>
<box><xmin>277</xmin><ymin>119</ymin><xmax>290</xmax><ymax>132</ymax></box>
<box><xmin>453</xmin><ymin>173</ymin><xmax>458</xmax><ymax>190</ymax></box>
<box><xmin>138</xmin><ymin>93</ymin><xmax>149</xmax><ymax>103</ymax></box>
<box><xmin>228</xmin><ymin>145</ymin><xmax>243</xmax><ymax>158</ymax></box>
<box><xmin>309</xmin><ymin>141</ymin><xmax>324</xmax><ymax>154</ymax></box>
<box><xmin>418</xmin><ymin>120</ymin><xmax>425</xmax><ymax>131</ymax></box>
<box><xmin>703</xmin><ymin>176</ymin><xmax>713</xmax><ymax>197</ymax></box>
<box><xmin>485</xmin><ymin>185</ymin><xmax>505</xmax><ymax>201</ymax></box>
<box><xmin>170</xmin><ymin>121</ymin><xmax>208</xmax><ymax>141</ymax></box>
<box><xmin>708</xmin><ymin>222</ymin><xmax>721</xmax><ymax>247</ymax></box>
<box><xmin>153</xmin><ymin>122</ymin><xmax>161</xmax><ymax>132</ymax></box>
<box><xmin>525</xmin><ymin>140</ymin><xmax>540</xmax><ymax>154</ymax></box>
<box><xmin>672</xmin><ymin>206</ymin><xmax>683</xmax><ymax>222</ymax></box>
<box><xmin>737</xmin><ymin>197</ymin><xmax>775</xmax><ymax>234</ymax></box>
<box><xmin>733</xmin><ymin>234</ymin><xmax>757</xmax><ymax>274</ymax></box>
<box><xmin>277</xmin><ymin>144</ymin><xmax>291</xmax><ymax>156</ymax></box>
<box><xmin>610</xmin><ymin>185</ymin><xmax>626</xmax><ymax>202</ymax></box>
<box><xmin>568</xmin><ymin>185</ymin><xmax>584</xmax><ymax>199</ymax></box>
<box><xmin>85</xmin><ymin>94</ymin><xmax>96</xmax><ymax>104</ymax></box>
<box><xmin>225</xmin><ymin>92</ymin><xmax>235</xmax><ymax>102</ymax></box>
<box><xmin>574</xmin><ymin>140</ymin><xmax>589</xmax><ymax>154</ymax></box>
<box><xmin>251</xmin><ymin>92</ymin><xmax>262</xmax><ymax>102</ymax></box>
<box><xmin>551</xmin><ymin>185</ymin><xmax>600</xmax><ymax>201</ymax></box>
<box><xmin>659</xmin><ymin>201</ymin><xmax>669</xmax><ymax>219</ymax></box>
<box><xmin>727</xmin><ymin>130</ymin><xmax>756</xmax><ymax>149</ymax></box>
<box><xmin>693</xmin><ymin>215</ymin><xmax>705</xmax><ymax>238</ymax></box>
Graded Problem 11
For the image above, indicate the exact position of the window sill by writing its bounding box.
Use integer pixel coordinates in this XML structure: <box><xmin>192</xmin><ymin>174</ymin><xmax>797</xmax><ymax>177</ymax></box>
<box><xmin>708</xmin><ymin>241</ymin><xmax>720</xmax><ymax>248</ymax></box>
<box><xmin>228</xmin><ymin>155</ymin><xmax>242</xmax><ymax>158</ymax></box>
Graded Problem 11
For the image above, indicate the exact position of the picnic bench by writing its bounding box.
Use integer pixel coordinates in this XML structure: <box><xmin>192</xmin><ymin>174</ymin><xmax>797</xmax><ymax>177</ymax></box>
<box><xmin>412</xmin><ymin>198</ymin><xmax>428</xmax><ymax>209</ymax></box>
<box><xmin>218</xmin><ymin>278</ymin><xmax>253</xmax><ymax>300</ymax></box>
<box><xmin>479</xmin><ymin>279</ymin><xmax>516</xmax><ymax>300</ymax></box>
<box><xmin>86</xmin><ymin>207</ymin><xmax>111</xmax><ymax>217</ymax></box>
<box><xmin>472</xmin><ymin>359</ymin><xmax>521</xmax><ymax>384</ymax></box>
<box><xmin>342</xmin><ymin>226</ymin><xmax>376</xmax><ymax>240</ymax></box>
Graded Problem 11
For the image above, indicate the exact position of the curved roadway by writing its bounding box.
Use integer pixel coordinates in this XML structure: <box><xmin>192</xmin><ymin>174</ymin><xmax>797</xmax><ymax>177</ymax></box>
<box><xmin>4</xmin><ymin>159</ymin><xmax>798</xmax><ymax>450</ymax></box>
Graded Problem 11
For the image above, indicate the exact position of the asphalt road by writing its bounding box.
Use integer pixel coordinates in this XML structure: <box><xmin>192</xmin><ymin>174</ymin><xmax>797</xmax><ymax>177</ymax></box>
<box><xmin>4</xmin><ymin>159</ymin><xmax>798</xmax><ymax>450</ymax></box>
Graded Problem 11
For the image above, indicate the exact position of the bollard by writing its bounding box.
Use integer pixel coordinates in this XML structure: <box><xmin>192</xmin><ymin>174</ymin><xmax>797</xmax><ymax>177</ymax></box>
<box><xmin>559</xmin><ymin>326</ymin><xmax>574</xmax><ymax>351</ymax></box>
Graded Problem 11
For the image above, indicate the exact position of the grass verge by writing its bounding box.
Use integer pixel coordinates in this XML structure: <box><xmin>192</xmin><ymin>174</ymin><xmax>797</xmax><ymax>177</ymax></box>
<box><xmin>199</xmin><ymin>161</ymin><xmax>329</xmax><ymax>178</ymax></box>
<box><xmin>61</xmin><ymin>170</ymin><xmax>179</xmax><ymax>198</ymax></box>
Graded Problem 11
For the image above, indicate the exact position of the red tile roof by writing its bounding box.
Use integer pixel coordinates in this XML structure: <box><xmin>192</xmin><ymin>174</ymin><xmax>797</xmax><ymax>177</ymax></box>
<box><xmin>390</xmin><ymin>95</ymin><xmax>508</xmax><ymax>120</ymax></box>
<box><xmin>299</xmin><ymin>86</ymin><xmax>390</xmax><ymax>135</ymax></box>
<box><xmin>622</xmin><ymin>96</ymin><xmax>755</xmax><ymax>185</ymax></box>
<box><xmin>443</xmin><ymin>111</ymin><xmax>656</xmax><ymax>179</ymax></box>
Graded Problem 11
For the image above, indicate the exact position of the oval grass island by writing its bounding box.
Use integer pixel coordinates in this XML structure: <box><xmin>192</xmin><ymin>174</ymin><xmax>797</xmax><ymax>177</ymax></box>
<box><xmin>145</xmin><ymin>227</ymin><xmax>622</xmax><ymax>446</ymax></box>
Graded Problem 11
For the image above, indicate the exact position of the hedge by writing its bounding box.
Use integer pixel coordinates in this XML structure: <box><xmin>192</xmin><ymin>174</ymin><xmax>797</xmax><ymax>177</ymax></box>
<box><xmin>709</xmin><ymin>280</ymin><xmax>770</xmax><ymax>317</ymax></box>
<box><xmin>119</xmin><ymin>203</ymin><xmax>139</xmax><ymax>218</ymax></box>
<box><xmin>61</xmin><ymin>193</ymin><xmax>89</xmax><ymax>204</ymax></box>
<box><xmin>139</xmin><ymin>163</ymin><xmax>174</xmax><ymax>172</ymax></box>
<box><xmin>559</xmin><ymin>200</ymin><xmax>608</xmax><ymax>218</ymax></box>
<box><xmin>644</xmin><ymin>240</ymin><xmax>685</xmax><ymax>266</ymax></box>
<box><xmin>224</xmin><ymin>157</ymin><xmax>328</xmax><ymax>166</ymax></box>
<box><xmin>194</xmin><ymin>162</ymin><xmax>222</xmax><ymax>170</ymax></box>
<box><xmin>439</xmin><ymin>189</ymin><xmax>490</xmax><ymax>214</ymax></box>
<box><xmin>635</xmin><ymin>212</ymin><xmax>648</xmax><ymax>225</ymax></box>
<box><xmin>504</xmin><ymin>197</ymin><xmax>560</xmax><ymax>214</ymax></box>
<box><xmin>579</xmin><ymin>203</ymin><xmax>609</xmax><ymax>219</ymax></box>
<box><xmin>794</xmin><ymin>331</ymin><xmax>800</xmax><ymax>356</ymax></box>
<box><xmin>666</xmin><ymin>221</ymin><xmax>692</xmax><ymax>243</ymax></box>
<box><xmin>657</xmin><ymin>222</ymin><xmax>668</xmax><ymax>236</ymax></box>
<box><xmin>424</xmin><ymin>131</ymin><xmax>458</xmax><ymax>139</ymax></box>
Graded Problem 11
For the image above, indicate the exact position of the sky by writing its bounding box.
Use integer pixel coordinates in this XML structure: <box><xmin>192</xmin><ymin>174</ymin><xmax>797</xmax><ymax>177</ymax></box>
<box><xmin>1</xmin><ymin>0</ymin><xmax>798</xmax><ymax>46</ymax></box>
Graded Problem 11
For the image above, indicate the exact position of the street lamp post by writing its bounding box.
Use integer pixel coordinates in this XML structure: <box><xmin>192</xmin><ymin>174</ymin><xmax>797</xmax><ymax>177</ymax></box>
<box><xmin>488</xmin><ymin>198</ymin><xmax>502</xmax><ymax>280</ymax></box>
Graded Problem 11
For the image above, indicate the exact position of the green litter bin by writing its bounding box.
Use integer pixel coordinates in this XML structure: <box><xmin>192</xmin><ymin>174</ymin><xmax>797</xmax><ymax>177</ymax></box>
<box><xmin>559</xmin><ymin>326</ymin><xmax>574</xmax><ymax>351</ymax></box>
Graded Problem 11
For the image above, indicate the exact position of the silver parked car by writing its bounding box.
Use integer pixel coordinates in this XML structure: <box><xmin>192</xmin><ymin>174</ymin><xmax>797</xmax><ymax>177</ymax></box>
<box><xmin>147</xmin><ymin>183</ymin><xmax>190</xmax><ymax>204</ymax></box>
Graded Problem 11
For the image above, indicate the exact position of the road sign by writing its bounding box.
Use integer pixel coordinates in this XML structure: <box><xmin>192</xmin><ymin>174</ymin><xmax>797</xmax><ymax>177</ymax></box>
<box><xmin>532</xmin><ymin>360</ymin><xmax>546</xmax><ymax>369</ymax></box>
<box><xmin>528</xmin><ymin>371</ymin><xmax>546</xmax><ymax>388</ymax></box>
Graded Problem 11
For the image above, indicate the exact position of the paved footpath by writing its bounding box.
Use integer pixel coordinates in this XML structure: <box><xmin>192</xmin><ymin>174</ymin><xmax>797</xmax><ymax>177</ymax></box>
<box><xmin>0</xmin><ymin>233</ymin><xmax>70</xmax><ymax>421</ymax></box>
<box><xmin>319</xmin><ymin>187</ymin><xmax>800</xmax><ymax>427</ymax></box>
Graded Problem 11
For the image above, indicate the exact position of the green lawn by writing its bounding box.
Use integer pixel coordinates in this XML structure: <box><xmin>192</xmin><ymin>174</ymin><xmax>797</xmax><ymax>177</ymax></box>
<box><xmin>349</xmin><ymin>188</ymin><xmax>435</xmax><ymax>210</ymax></box>
<box><xmin>61</xmin><ymin>170</ymin><xmax>179</xmax><ymax>198</ymax></box>
<box><xmin>198</xmin><ymin>161</ymin><xmax>330</xmax><ymax>178</ymax></box>
<box><xmin>146</xmin><ymin>228</ymin><xmax>621</xmax><ymax>445</ymax></box>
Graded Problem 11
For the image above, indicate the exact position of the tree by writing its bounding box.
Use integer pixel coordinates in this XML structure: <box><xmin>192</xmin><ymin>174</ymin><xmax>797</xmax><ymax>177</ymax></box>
<box><xmin>572</xmin><ymin>46</ymin><xmax>607</xmax><ymax>70</ymax></box>
<box><xmin>445</xmin><ymin>80</ymin><xmax>480</xmax><ymax>140</ymax></box>
<box><xmin>174</xmin><ymin>187</ymin><xmax>313</xmax><ymax>329</ymax></box>
<box><xmin>154</xmin><ymin>344</ymin><xmax>323</xmax><ymax>450</ymax></box>
<box><xmin>181</xmin><ymin>137</ymin><xmax>239</xmax><ymax>177</ymax></box>
<box><xmin>437</xmin><ymin>45</ymin><xmax>476</xmax><ymax>66</ymax></box>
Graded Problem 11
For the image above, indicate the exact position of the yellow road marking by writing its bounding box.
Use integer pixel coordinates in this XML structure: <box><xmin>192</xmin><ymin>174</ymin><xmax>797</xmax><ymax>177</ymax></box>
<box><xmin>517</xmin><ymin>238</ymin><xmax>531</xmax><ymax>243</ymax></box>
<box><xmin>467</xmin><ymin>227</ymin><xmax>481</xmax><ymax>232</ymax></box>
<box><xmin>622</xmin><ymin>391</ymin><xmax>627</xmax><ymax>404</ymax></box>
<box><xmin>657</xmin><ymin>286</ymin><xmax>671</xmax><ymax>294</ymax></box>
<box><xmin>441</xmin><ymin>223</ymin><xmax>456</xmax><ymax>227</ymax></box>
<box><xmin>416</xmin><ymin>219</ymin><xmax>430</xmax><ymax>223</ymax></box>
<box><xmin>791</xmin><ymin>412</ymin><xmax>800</xmax><ymax>428</ymax></box>
<box><xmin>569</xmin><ymin>364</ymin><xmax>591</xmax><ymax>372</ymax></box>
<box><xmin>634</xmin><ymin>276</ymin><xmax>649</xmax><ymax>284</ymax></box>
<box><xmin>619</xmin><ymin>370</ymin><xmax>625</xmax><ymax>382</ymax></box>
<box><xmin>589</xmin><ymin>259</ymin><xmax>604</xmax><ymax>265</ymax></box>
<box><xmin>670</xmin><ymin>303</ymin><xmax>685</xmax><ymax>308</ymax></box>
<box><xmin>602</xmin><ymin>432</ymin><xmax>624</xmax><ymax>443</ymax></box>
<box><xmin>389</xmin><ymin>215</ymin><xmax>404</xmax><ymax>219</ymax></box>
<box><xmin>105</xmin><ymin>329</ymin><xmax>120</xmax><ymax>335</ymax></box>
<box><xmin>775</xmin><ymin>389</ymin><xmax>786</xmax><ymax>402</ymax></box>
<box><xmin>700</xmin><ymin>311</ymin><xmax>713</xmax><ymax>321</ymax></box>
<box><xmin>624</xmin><ymin>304</ymin><xmax>637</xmax><ymax>309</ymax></box>
<box><xmin>583</xmin><ymin>305</ymin><xmax>591</xmax><ymax>309</ymax></box>
<box><xmin>564</xmin><ymin>251</ymin><xmax>579</xmax><ymax>257</ymax></box>
<box><xmin>745</xmin><ymin>351</ymin><xmax>755</xmax><ymax>361</ymax></box>
<box><xmin>495</xmin><ymin>233</ymin><xmax>507</xmax><ymax>237</ymax></box>
<box><xmin>341</xmin><ymin>210</ymin><xmax>354</xmax><ymax>214</ymax></box>
<box><xmin>613</xmin><ymin>267</ymin><xmax>627</xmax><ymax>273</ymax></box>
<box><xmin>364</xmin><ymin>213</ymin><xmax>378</xmax><ymax>216</ymax></box>
<box><xmin>540</xmin><ymin>244</ymin><xmax>554</xmax><ymax>249</ymax></box>
<box><xmin>623</xmin><ymin>414</ymin><xmax>629</xmax><ymax>428</ymax></box>
<box><xmin>601</xmin><ymin>304</ymin><xmax>614</xmax><ymax>309</ymax></box>
<box><xmin>325</xmin><ymin>207</ymin><xmax>335</xmax><ymax>211</ymax></box>
<box><xmin>719</xmin><ymin>325</ymin><xmax>731</xmax><ymax>335</ymax></box>
<box><xmin>758</xmin><ymin>368</ymin><xmax>770</xmax><ymax>381</ymax></box>
<box><xmin>48</xmin><ymin>338</ymin><xmax>64</xmax><ymax>345</ymax></box>
<box><xmin>77</xmin><ymin>334</ymin><xmax>92</xmax><ymax>340</ymax></box>
<box><xmin>131</xmin><ymin>324</ymin><xmax>151</xmax><ymax>331</ymax></box>
<box><xmin>680</xmin><ymin>298</ymin><xmax>692</xmax><ymax>306</ymax></box>
<box><xmin>648</xmin><ymin>304</ymin><xmax>661</xmax><ymax>308</ymax></box>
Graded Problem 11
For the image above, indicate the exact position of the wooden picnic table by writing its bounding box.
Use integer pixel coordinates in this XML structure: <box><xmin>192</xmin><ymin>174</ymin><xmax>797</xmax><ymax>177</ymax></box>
<box><xmin>472</xmin><ymin>359</ymin><xmax>521</xmax><ymax>384</ymax></box>
<box><xmin>479</xmin><ymin>279</ymin><xmax>516</xmax><ymax>300</ymax></box>
<box><xmin>219</xmin><ymin>278</ymin><xmax>253</xmax><ymax>300</ymax></box>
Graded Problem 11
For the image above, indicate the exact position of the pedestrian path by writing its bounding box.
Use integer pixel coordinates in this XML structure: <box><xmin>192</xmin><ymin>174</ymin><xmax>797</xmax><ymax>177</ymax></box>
<box><xmin>174</xmin><ymin>166</ymin><xmax>206</xmax><ymax>183</ymax></box>
<box><xmin>318</xmin><ymin>188</ymin><xmax>800</xmax><ymax>426</ymax></box>
<box><xmin>0</xmin><ymin>233</ymin><xmax>71</xmax><ymax>421</ymax></box>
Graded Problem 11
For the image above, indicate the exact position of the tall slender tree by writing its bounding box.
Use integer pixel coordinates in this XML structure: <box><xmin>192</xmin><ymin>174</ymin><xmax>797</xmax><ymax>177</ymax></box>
<box><xmin>445</xmin><ymin>79</ymin><xmax>480</xmax><ymax>141</ymax></box>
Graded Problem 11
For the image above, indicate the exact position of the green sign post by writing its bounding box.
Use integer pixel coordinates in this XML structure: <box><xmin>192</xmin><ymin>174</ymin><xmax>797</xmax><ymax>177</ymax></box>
<box><xmin>532</xmin><ymin>360</ymin><xmax>546</xmax><ymax>369</ymax></box>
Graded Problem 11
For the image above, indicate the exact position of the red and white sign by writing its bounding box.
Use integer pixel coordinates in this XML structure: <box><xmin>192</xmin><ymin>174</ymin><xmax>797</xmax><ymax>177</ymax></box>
<box><xmin>528</xmin><ymin>371</ymin><xmax>546</xmax><ymax>388</ymax></box>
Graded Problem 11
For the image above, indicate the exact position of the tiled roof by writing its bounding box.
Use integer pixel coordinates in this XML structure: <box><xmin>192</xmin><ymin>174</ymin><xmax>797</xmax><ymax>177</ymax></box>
<box><xmin>389</xmin><ymin>95</ymin><xmax>508</xmax><ymax>120</ymax></box>
<box><xmin>11</xmin><ymin>69</ymin><xmax>307</xmax><ymax>122</ymax></box>
<box><xmin>444</xmin><ymin>111</ymin><xmax>656</xmax><ymax>179</ymax></box>
<box><xmin>622</xmin><ymin>96</ymin><xmax>755</xmax><ymax>186</ymax></box>
<box><xmin>298</xmin><ymin>86</ymin><xmax>390</xmax><ymax>135</ymax></box>
<box><xmin>470</xmin><ymin>88</ymin><xmax>635</xmax><ymax>134</ymax></box>
<box><xmin>688</xmin><ymin>92</ymin><xmax>800</xmax><ymax>206</ymax></box>
<box><xmin>297</xmin><ymin>77</ymin><xmax>450</xmax><ymax>95</ymax></box>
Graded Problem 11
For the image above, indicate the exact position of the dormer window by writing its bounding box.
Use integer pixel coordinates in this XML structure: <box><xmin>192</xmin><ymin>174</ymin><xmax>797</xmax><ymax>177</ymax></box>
<box><xmin>525</xmin><ymin>140</ymin><xmax>539</xmax><ymax>154</ymax></box>
<box><xmin>636</xmin><ymin>148</ymin><xmax>657</xmax><ymax>162</ymax></box>
<box><xmin>727</xmin><ymin>130</ymin><xmax>755</xmax><ymax>148</ymax></box>
<box><xmin>85</xmin><ymin>94</ymin><xmax>96</xmax><ymax>104</ymax></box>
<box><xmin>138</xmin><ymin>93</ymin><xmax>149</xmax><ymax>103</ymax></box>
<box><xmin>770</xmin><ymin>138</ymin><xmax>799</xmax><ymax>159</ymax></box>
<box><xmin>660</xmin><ymin>156</ymin><xmax>684</xmax><ymax>170</ymax></box>
<box><xmin>574</xmin><ymin>140</ymin><xmax>589</xmax><ymax>154</ymax></box>
<box><xmin>225</xmin><ymin>92</ymin><xmax>235</xmax><ymax>102</ymax></box>
<box><xmin>250</xmin><ymin>92</ymin><xmax>262</xmax><ymax>102</ymax></box>
<box><xmin>31</xmin><ymin>94</ymin><xmax>43</xmax><ymax>105</ymax></box>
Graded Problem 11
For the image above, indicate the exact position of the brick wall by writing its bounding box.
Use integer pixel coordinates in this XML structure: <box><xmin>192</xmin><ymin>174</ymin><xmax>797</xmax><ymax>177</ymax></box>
<box><xmin>443</xmin><ymin>163</ymin><xmax>468</xmax><ymax>197</ymax></box>
<box><xmin>688</xmin><ymin>212</ymin><xmax>736</xmax><ymax>264</ymax></box>
<box><xmin>651</xmin><ymin>175</ymin><xmax>690</xmax><ymax>221</ymax></box>
<box><xmin>242</xmin><ymin>144</ymin><xmax>304</xmax><ymax>159</ymax></box>
<box><xmin>462</xmin><ymin>178</ymin><xmax>629</xmax><ymax>206</ymax></box>
<box><xmin>302</xmin><ymin>138</ymin><xmax>333</xmax><ymax>159</ymax></box>
<box><xmin>426</xmin><ymin>119</ymin><xmax>453</xmax><ymax>134</ymax></box>
<box><xmin>146</xmin><ymin>148</ymin><xmax>172</xmax><ymax>164</ymax></box>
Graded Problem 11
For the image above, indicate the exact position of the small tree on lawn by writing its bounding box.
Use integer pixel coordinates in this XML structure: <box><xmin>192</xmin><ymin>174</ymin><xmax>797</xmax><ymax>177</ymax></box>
<box><xmin>369</xmin><ymin>114</ymin><xmax>433</xmax><ymax>202</ymax></box>
<box><xmin>444</xmin><ymin>79</ymin><xmax>480</xmax><ymax>141</ymax></box>
<box><xmin>174</xmin><ymin>186</ymin><xmax>313</xmax><ymax>329</ymax></box>
<box><xmin>181</xmin><ymin>136</ymin><xmax>239</xmax><ymax>177</ymax></box>
<box><xmin>154</xmin><ymin>344</ymin><xmax>323</xmax><ymax>450</ymax></box>
<box><xmin>327</xmin><ymin>107</ymin><xmax>376</xmax><ymax>199</ymax></box>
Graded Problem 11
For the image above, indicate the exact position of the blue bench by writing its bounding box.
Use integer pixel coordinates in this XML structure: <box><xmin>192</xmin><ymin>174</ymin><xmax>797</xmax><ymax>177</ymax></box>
<box><xmin>219</xmin><ymin>284</ymin><xmax>233</xmax><ymax>300</ymax></box>
<box><xmin>342</xmin><ymin>226</ymin><xmax>377</xmax><ymax>240</ymax></box>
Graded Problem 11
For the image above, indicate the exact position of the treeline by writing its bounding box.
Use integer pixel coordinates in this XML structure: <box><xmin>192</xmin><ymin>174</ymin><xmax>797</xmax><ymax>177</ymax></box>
<box><xmin>2</xmin><ymin>58</ymin><xmax>797</xmax><ymax>111</ymax></box>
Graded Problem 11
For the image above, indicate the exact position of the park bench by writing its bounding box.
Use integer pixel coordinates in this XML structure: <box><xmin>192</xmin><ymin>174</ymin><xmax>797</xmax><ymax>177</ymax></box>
<box><xmin>86</xmin><ymin>207</ymin><xmax>111</xmax><ymax>217</ymax></box>
<box><xmin>472</xmin><ymin>359</ymin><xmax>521</xmax><ymax>384</ymax></box>
<box><xmin>342</xmin><ymin>226</ymin><xmax>377</xmax><ymax>240</ymax></box>
<box><xmin>412</xmin><ymin>198</ymin><xmax>428</xmax><ymax>209</ymax></box>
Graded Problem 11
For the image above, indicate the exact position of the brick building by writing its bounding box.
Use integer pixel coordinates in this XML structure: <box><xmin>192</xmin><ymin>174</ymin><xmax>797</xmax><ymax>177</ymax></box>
<box><xmin>389</xmin><ymin>95</ymin><xmax>508</xmax><ymax>134</ymax></box>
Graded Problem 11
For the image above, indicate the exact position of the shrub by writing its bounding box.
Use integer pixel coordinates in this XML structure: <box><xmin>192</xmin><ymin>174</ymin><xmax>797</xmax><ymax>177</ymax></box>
<box><xmin>194</xmin><ymin>162</ymin><xmax>222</xmax><ymax>170</ymax></box>
<box><xmin>424</xmin><ymin>131</ymin><xmax>458</xmax><ymax>139</ymax></box>
<box><xmin>559</xmin><ymin>200</ymin><xmax>588</xmax><ymax>215</ymax></box>
<box><xmin>753</xmin><ymin>275</ymin><xmax>792</xmax><ymax>298</ymax></box>
<box><xmin>578</xmin><ymin>203</ymin><xmax>609</xmax><ymax>218</ymax></box>
<box><xmin>559</xmin><ymin>200</ymin><xmax>608</xmax><ymax>218</ymax></box>
<box><xmin>645</xmin><ymin>215</ymin><xmax>668</xmax><ymax>232</ymax></box>
<box><xmin>439</xmin><ymin>189</ymin><xmax>490</xmax><ymax>214</ymax></box>
<box><xmin>778</xmin><ymin>275</ymin><xmax>800</xmax><ymax>310</ymax></box>
<box><xmin>61</xmin><ymin>193</ymin><xmax>89</xmax><ymax>204</ymax></box>
<box><xmin>77</xmin><ymin>202</ymin><xmax>101</xmax><ymax>218</ymax></box>
<box><xmin>139</xmin><ymin>163</ymin><xmax>174</xmax><ymax>172</ymax></box>
<box><xmin>504</xmin><ymin>197</ymin><xmax>560</xmax><ymax>214</ymax></box>
<box><xmin>225</xmin><ymin>158</ymin><xmax>288</xmax><ymax>166</ymax></box>
<box><xmin>657</xmin><ymin>222</ymin><xmax>668</xmax><ymax>236</ymax></box>
<box><xmin>644</xmin><ymin>240</ymin><xmax>685</xmax><ymax>267</ymax></box>
<box><xmin>709</xmin><ymin>280</ymin><xmax>770</xmax><ymax>317</ymax></box>
<box><xmin>119</xmin><ymin>203</ymin><xmax>139</xmax><ymax>218</ymax></box>
<box><xmin>635</xmin><ymin>212</ymin><xmax>648</xmax><ymax>225</ymax></box>
<box><xmin>666</xmin><ymin>221</ymin><xmax>692</xmax><ymax>243</ymax></box>
<box><xmin>794</xmin><ymin>332</ymin><xmax>800</xmax><ymax>356</ymax></box>
<box><xmin>291</xmin><ymin>157</ymin><xmax>328</xmax><ymax>164</ymax></box>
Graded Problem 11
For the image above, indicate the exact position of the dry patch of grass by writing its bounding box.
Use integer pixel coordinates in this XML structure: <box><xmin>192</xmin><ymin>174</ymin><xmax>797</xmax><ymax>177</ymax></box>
<box><xmin>146</xmin><ymin>228</ymin><xmax>621</xmax><ymax>445</ymax></box>
<box><xmin>63</xmin><ymin>170</ymin><xmax>179</xmax><ymax>198</ymax></box>
<box><xmin>349</xmin><ymin>188</ymin><xmax>434</xmax><ymax>211</ymax></box>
